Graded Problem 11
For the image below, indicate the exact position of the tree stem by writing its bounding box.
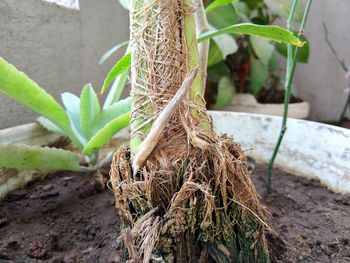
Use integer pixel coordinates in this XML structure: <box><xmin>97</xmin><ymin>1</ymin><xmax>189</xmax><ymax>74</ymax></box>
<box><xmin>184</xmin><ymin>0</ymin><xmax>211</xmax><ymax>130</ymax></box>
<box><xmin>195</xmin><ymin>0</ymin><xmax>210</xmax><ymax>92</ymax></box>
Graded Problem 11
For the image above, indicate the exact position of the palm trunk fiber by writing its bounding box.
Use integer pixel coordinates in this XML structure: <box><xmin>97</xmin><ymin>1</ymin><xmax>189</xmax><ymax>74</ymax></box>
<box><xmin>111</xmin><ymin>0</ymin><xmax>270</xmax><ymax>262</ymax></box>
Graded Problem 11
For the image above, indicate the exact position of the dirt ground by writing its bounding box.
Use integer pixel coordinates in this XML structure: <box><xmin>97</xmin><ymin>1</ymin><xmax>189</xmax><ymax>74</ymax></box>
<box><xmin>0</xmin><ymin>163</ymin><xmax>349</xmax><ymax>263</ymax></box>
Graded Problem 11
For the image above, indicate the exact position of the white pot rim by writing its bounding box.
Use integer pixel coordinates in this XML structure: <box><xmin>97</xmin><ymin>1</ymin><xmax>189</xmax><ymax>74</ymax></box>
<box><xmin>210</xmin><ymin>111</ymin><xmax>350</xmax><ymax>194</ymax></box>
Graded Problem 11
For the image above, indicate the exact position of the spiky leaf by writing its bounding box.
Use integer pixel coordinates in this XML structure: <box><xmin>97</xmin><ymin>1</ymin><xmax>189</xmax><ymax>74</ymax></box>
<box><xmin>103</xmin><ymin>70</ymin><xmax>129</xmax><ymax>109</ymax></box>
<box><xmin>93</xmin><ymin>97</ymin><xmax>131</xmax><ymax>133</ymax></box>
<box><xmin>37</xmin><ymin>117</ymin><xmax>64</xmax><ymax>134</ymax></box>
<box><xmin>83</xmin><ymin>112</ymin><xmax>130</xmax><ymax>155</ymax></box>
<box><xmin>61</xmin><ymin>92</ymin><xmax>86</xmax><ymax>147</ymax></box>
<box><xmin>0</xmin><ymin>58</ymin><xmax>73</xmax><ymax>138</ymax></box>
<box><xmin>101</xmin><ymin>52</ymin><xmax>131</xmax><ymax>94</ymax></box>
<box><xmin>99</xmin><ymin>41</ymin><xmax>129</xmax><ymax>65</ymax></box>
<box><xmin>118</xmin><ymin>0</ymin><xmax>129</xmax><ymax>10</ymax></box>
<box><xmin>0</xmin><ymin>144</ymin><xmax>80</xmax><ymax>171</ymax></box>
<box><xmin>80</xmin><ymin>84</ymin><xmax>101</xmax><ymax>139</ymax></box>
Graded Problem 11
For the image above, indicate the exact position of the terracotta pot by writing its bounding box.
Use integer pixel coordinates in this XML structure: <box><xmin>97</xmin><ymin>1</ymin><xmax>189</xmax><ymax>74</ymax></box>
<box><xmin>222</xmin><ymin>93</ymin><xmax>310</xmax><ymax>119</ymax></box>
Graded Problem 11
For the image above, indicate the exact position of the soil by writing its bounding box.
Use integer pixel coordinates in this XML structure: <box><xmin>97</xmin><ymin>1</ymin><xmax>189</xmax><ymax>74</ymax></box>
<box><xmin>0</xmin><ymin>164</ymin><xmax>349</xmax><ymax>263</ymax></box>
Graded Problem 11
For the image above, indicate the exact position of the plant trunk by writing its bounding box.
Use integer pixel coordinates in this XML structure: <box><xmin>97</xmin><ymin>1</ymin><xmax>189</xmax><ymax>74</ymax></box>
<box><xmin>111</xmin><ymin>0</ymin><xmax>269</xmax><ymax>262</ymax></box>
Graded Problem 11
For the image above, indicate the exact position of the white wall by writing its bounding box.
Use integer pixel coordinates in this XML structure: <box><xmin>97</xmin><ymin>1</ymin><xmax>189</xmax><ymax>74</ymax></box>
<box><xmin>0</xmin><ymin>0</ymin><xmax>129</xmax><ymax>128</ymax></box>
<box><xmin>294</xmin><ymin>0</ymin><xmax>350</xmax><ymax>121</ymax></box>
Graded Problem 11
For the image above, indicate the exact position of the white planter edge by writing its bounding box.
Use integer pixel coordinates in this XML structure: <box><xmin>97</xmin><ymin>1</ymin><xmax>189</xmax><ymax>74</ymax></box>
<box><xmin>209</xmin><ymin>111</ymin><xmax>350</xmax><ymax>194</ymax></box>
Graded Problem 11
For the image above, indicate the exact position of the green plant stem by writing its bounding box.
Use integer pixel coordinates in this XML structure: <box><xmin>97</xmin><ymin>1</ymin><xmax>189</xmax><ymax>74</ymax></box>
<box><xmin>195</xmin><ymin>0</ymin><xmax>210</xmax><ymax>92</ymax></box>
<box><xmin>184</xmin><ymin>0</ymin><xmax>211</xmax><ymax>130</ymax></box>
<box><xmin>286</xmin><ymin>0</ymin><xmax>299</xmax><ymax>76</ymax></box>
<box><xmin>267</xmin><ymin>0</ymin><xmax>313</xmax><ymax>190</ymax></box>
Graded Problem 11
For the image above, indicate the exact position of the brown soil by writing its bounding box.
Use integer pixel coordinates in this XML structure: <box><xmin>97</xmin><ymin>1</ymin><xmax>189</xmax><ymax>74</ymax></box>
<box><xmin>0</xmin><ymin>164</ymin><xmax>349</xmax><ymax>263</ymax></box>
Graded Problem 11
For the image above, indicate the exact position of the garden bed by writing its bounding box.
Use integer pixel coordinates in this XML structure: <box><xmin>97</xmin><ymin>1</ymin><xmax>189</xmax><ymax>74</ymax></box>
<box><xmin>0</xmin><ymin>163</ymin><xmax>349</xmax><ymax>263</ymax></box>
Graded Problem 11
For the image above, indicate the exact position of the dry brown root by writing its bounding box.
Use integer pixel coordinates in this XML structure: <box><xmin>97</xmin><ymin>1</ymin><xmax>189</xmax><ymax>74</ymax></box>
<box><xmin>111</xmin><ymin>133</ymin><xmax>270</xmax><ymax>263</ymax></box>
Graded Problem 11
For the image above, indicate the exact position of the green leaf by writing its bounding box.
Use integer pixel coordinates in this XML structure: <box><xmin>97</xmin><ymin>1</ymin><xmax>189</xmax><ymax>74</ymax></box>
<box><xmin>83</xmin><ymin>112</ymin><xmax>130</xmax><ymax>155</ymax></box>
<box><xmin>234</xmin><ymin>2</ymin><xmax>251</xmax><ymax>22</ymax></box>
<box><xmin>0</xmin><ymin>58</ymin><xmax>71</xmax><ymax>137</ymax></box>
<box><xmin>61</xmin><ymin>92</ymin><xmax>87</xmax><ymax>147</ymax></box>
<box><xmin>214</xmin><ymin>77</ymin><xmax>235</xmax><ymax>109</ymax></box>
<box><xmin>80</xmin><ymin>84</ymin><xmax>101</xmax><ymax>139</ymax></box>
<box><xmin>0</xmin><ymin>144</ymin><xmax>80</xmax><ymax>171</ymax></box>
<box><xmin>250</xmin><ymin>36</ymin><xmax>274</xmax><ymax>66</ymax></box>
<box><xmin>37</xmin><ymin>117</ymin><xmax>64</xmax><ymax>134</ymax></box>
<box><xmin>207</xmin><ymin>62</ymin><xmax>231</xmax><ymax>83</ymax></box>
<box><xmin>265</xmin><ymin>0</ymin><xmax>304</xmax><ymax>23</ymax></box>
<box><xmin>268</xmin><ymin>54</ymin><xmax>279</xmax><ymax>71</ymax></box>
<box><xmin>207</xmin><ymin>4</ymin><xmax>238</xmax><ymax>30</ymax></box>
<box><xmin>275</xmin><ymin>35</ymin><xmax>310</xmax><ymax>63</ymax></box>
<box><xmin>198</xmin><ymin>23</ymin><xmax>304</xmax><ymax>47</ymax></box>
<box><xmin>93</xmin><ymin>97</ymin><xmax>131</xmax><ymax>134</ymax></box>
<box><xmin>61</xmin><ymin>92</ymin><xmax>82</xmax><ymax>134</ymax></box>
<box><xmin>103</xmin><ymin>45</ymin><xmax>130</xmax><ymax>109</ymax></box>
<box><xmin>118</xmin><ymin>0</ymin><xmax>129</xmax><ymax>10</ymax></box>
<box><xmin>250</xmin><ymin>57</ymin><xmax>268</xmax><ymax>94</ymax></box>
<box><xmin>208</xmin><ymin>40</ymin><xmax>223</xmax><ymax>67</ymax></box>
<box><xmin>206</xmin><ymin>0</ymin><xmax>236</xmax><ymax>13</ymax></box>
<box><xmin>103</xmin><ymin>70</ymin><xmax>129</xmax><ymax>109</ymax></box>
<box><xmin>99</xmin><ymin>41</ymin><xmax>129</xmax><ymax>65</ymax></box>
<box><xmin>101</xmin><ymin>52</ymin><xmax>131</xmax><ymax>94</ymax></box>
<box><xmin>209</xmin><ymin>24</ymin><xmax>238</xmax><ymax>59</ymax></box>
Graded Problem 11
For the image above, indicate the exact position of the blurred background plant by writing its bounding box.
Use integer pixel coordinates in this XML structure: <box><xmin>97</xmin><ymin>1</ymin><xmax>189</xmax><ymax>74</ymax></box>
<box><xmin>111</xmin><ymin>0</ymin><xmax>310</xmax><ymax>110</ymax></box>
<box><xmin>204</xmin><ymin>0</ymin><xmax>310</xmax><ymax>109</ymax></box>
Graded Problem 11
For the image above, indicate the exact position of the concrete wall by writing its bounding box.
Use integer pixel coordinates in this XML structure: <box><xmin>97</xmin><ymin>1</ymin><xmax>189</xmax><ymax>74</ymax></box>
<box><xmin>0</xmin><ymin>0</ymin><xmax>129</xmax><ymax>129</ymax></box>
<box><xmin>294</xmin><ymin>0</ymin><xmax>350</xmax><ymax>121</ymax></box>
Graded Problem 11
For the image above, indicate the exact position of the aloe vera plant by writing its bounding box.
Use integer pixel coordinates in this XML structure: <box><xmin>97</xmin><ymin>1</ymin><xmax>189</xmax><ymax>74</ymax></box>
<box><xmin>0</xmin><ymin>57</ymin><xmax>131</xmax><ymax>172</ymax></box>
<box><xmin>106</xmin><ymin>0</ymin><xmax>303</xmax><ymax>262</ymax></box>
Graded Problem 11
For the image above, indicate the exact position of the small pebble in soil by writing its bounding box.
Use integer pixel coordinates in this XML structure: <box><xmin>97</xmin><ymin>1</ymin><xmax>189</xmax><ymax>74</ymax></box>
<box><xmin>28</xmin><ymin>241</ymin><xmax>48</xmax><ymax>259</ymax></box>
